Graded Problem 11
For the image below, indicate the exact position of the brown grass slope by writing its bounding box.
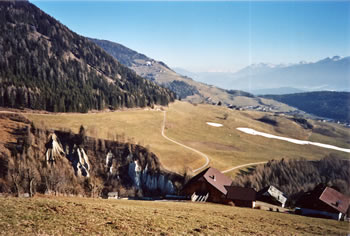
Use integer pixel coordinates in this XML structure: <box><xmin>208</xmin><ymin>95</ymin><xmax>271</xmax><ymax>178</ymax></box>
<box><xmin>0</xmin><ymin>196</ymin><xmax>348</xmax><ymax>235</ymax></box>
<box><xmin>24</xmin><ymin>101</ymin><xmax>350</xmax><ymax>178</ymax></box>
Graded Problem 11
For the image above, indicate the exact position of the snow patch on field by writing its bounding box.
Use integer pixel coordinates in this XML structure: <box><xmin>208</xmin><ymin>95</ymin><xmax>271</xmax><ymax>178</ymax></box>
<box><xmin>237</xmin><ymin>127</ymin><xmax>350</xmax><ymax>153</ymax></box>
<box><xmin>206</xmin><ymin>122</ymin><xmax>223</xmax><ymax>127</ymax></box>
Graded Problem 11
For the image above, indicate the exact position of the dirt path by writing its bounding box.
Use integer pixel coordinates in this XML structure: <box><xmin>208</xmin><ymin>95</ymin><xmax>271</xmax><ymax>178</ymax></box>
<box><xmin>161</xmin><ymin>111</ymin><xmax>210</xmax><ymax>173</ymax></box>
<box><xmin>161</xmin><ymin>112</ymin><xmax>268</xmax><ymax>174</ymax></box>
<box><xmin>221</xmin><ymin>161</ymin><xmax>267</xmax><ymax>173</ymax></box>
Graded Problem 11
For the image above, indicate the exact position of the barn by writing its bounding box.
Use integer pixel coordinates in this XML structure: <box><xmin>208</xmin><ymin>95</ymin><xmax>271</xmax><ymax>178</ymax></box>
<box><xmin>181</xmin><ymin>167</ymin><xmax>232</xmax><ymax>203</ymax></box>
<box><xmin>296</xmin><ymin>185</ymin><xmax>350</xmax><ymax>221</ymax></box>
<box><xmin>257</xmin><ymin>186</ymin><xmax>287</xmax><ymax>208</ymax></box>
<box><xmin>225</xmin><ymin>186</ymin><xmax>256</xmax><ymax>208</ymax></box>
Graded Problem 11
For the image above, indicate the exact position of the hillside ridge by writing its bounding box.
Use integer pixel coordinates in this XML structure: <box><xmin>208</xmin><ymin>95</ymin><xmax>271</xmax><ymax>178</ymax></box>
<box><xmin>262</xmin><ymin>91</ymin><xmax>350</xmax><ymax>122</ymax></box>
<box><xmin>89</xmin><ymin>38</ymin><xmax>296</xmax><ymax>112</ymax></box>
<box><xmin>0</xmin><ymin>1</ymin><xmax>175</xmax><ymax>113</ymax></box>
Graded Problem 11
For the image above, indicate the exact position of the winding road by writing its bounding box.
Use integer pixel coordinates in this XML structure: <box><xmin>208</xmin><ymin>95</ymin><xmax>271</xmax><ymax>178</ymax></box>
<box><xmin>161</xmin><ymin>112</ymin><xmax>266</xmax><ymax>173</ymax></box>
<box><xmin>161</xmin><ymin>111</ymin><xmax>210</xmax><ymax>173</ymax></box>
<box><xmin>221</xmin><ymin>161</ymin><xmax>268</xmax><ymax>173</ymax></box>
<box><xmin>161</xmin><ymin>111</ymin><xmax>350</xmax><ymax>174</ymax></box>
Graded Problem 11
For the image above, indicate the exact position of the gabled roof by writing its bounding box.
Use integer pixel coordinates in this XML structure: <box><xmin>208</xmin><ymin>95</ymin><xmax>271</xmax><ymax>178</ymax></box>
<box><xmin>319</xmin><ymin>187</ymin><xmax>350</xmax><ymax>214</ymax></box>
<box><xmin>225</xmin><ymin>186</ymin><xmax>256</xmax><ymax>201</ymax></box>
<box><xmin>184</xmin><ymin>167</ymin><xmax>232</xmax><ymax>195</ymax></box>
<box><xmin>258</xmin><ymin>185</ymin><xmax>287</xmax><ymax>205</ymax></box>
<box><xmin>202</xmin><ymin>167</ymin><xmax>233</xmax><ymax>195</ymax></box>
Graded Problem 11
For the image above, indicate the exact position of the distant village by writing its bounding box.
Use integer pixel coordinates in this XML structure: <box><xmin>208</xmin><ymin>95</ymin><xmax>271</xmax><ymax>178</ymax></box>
<box><xmin>208</xmin><ymin>99</ymin><xmax>350</xmax><ymax>128</ymax></box>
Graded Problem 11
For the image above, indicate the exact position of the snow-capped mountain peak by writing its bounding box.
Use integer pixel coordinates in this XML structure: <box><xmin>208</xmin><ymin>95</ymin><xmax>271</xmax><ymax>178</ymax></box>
<box><xmin>331</xmin><ymin>55</ymin><xmax>342</xmax><ymax>61</ymax></box>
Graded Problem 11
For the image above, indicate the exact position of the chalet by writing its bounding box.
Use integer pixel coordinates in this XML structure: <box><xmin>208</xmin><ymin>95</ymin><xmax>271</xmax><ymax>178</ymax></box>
<box><xmin>181</xmin><ymin>167</ymin><xmax>232</xmax><ymax>203</ymax></box>
<box><xmin>296</xmin><ymin>185</ymin><xmax>350</xmax><ymax>221</ymax></box>
<box><xmin>257</xmin><ymin>186</ymin><xmax>287</xmax><ymax>208</ymax></box>
<box><xmin>225</xmin><ymin>186</ymin><xmax>256</xmax><ymax>208</ymax></box>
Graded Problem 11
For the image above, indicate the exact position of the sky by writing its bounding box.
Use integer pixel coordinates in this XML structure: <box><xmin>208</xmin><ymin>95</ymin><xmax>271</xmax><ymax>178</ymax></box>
<box><xmin>31</xmin><ymin>1</ymin><xmax>350</xmax><ymax>72</ymax></box>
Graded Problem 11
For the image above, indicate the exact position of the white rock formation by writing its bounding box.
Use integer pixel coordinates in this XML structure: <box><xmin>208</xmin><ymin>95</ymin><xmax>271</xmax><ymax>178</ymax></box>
<box><xmin>106</xmin><ymin>151</ymin><xmax>113</xmax><ymax>167</ymax></box>
<box><xmin>75</xmin><ymin>147</ymin><xmax>90</xmax><ymax>177</ymax></box>
<box><xmin>45</xmin><ymin>133</ymin><xmax>90</xmax><ymax>177</ymax></box>
<box><xmin>128</xmin><ymin>160</ymin><xmax>142</xmax><ymax>188</ymax></box>
<box><xmin>45</xmin><ymin>133</ymin><xmax>65</xmax><ymax>162</ymax></box>
<box><xmin>129</xmin><ymin>163</ymin><xmax>175</xmax><ymax>194</ymax></box>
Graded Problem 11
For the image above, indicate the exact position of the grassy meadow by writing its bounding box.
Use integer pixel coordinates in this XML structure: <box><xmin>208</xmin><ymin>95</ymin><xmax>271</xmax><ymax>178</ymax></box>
<box><xmin>0</xmin><ymin>196</ymin><xmax>348</xmax><ymax>235</ymax></box>
<box><xmin>25</xmin><ymin>101</ymin><xmax>350</xmax><ymax>177</ymax></box>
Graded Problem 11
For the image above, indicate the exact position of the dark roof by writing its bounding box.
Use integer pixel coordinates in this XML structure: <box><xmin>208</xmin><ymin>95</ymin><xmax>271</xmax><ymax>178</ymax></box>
<box><xmin>202</xmin><ymin>167</ymin><xmax>232</xmax><ymax>195</ymax></box>
<box><xmin>184</xmin><ymin>167</ymin><xmax>232</xmax><ymax>195</ymax></box>
<box><xmin>225</xmin><ymin>186</ymin><xmax>256</xmax><ymax>201</ymax></box>
<box><xmin>319</xmin><ymin>187</ymin><xmax>350</xmax><ymax>214</ymax></box>
<box><xmin>296</xmin><ymin>185</ymin><xmax>350</xmax><ymax>214</ymax></box>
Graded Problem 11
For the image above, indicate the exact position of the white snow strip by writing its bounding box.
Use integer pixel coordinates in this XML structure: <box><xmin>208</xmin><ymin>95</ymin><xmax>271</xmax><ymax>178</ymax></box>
<box><xmin>237</xmin><ymin>127</ymin><xmax>350</xmax><ymax>153</ymax></box>
<box><xmin>162</xmin><ymin>111</ymin><xmax>210</xmax><ymax>173</ymax></box>
<box><xmin>206</xmin><ymin>122</ymin><xmax>223</xmax><ymax>127</ymax></box>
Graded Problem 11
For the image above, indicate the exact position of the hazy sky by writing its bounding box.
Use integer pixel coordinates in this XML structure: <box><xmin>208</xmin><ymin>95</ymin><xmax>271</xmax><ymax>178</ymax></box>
<box><xmin>32</xmin><ymin>1</ymin><xmax>350</xmax><ymax>72</ymax></box>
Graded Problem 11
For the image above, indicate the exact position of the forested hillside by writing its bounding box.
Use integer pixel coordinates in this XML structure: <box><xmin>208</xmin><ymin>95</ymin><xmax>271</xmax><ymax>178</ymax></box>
<box><xmin>88</xmin><ymin>38</ymin><xmax>152</xmax><ymax>68</ymax></box>
<box><xmin>233</xmin><ymin>156</ymin><xmax>350</xmax><ymax>206</ymax></box>
<box><xmin>263</xmin><ymin>91</ymin><xmax>350</xmax><ymax>122</ymax></box>
<box><xmin>0</xmin><ymin>1</ymin><xmax>175</xmax><ymax>112</ymax></box>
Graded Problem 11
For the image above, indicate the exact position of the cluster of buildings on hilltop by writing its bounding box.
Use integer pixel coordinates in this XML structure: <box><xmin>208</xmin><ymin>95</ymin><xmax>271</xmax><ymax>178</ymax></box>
<box><xmin>181</xmin><ymin>167</ymin><xmax>350</xmax><ymax>221</ymax></box>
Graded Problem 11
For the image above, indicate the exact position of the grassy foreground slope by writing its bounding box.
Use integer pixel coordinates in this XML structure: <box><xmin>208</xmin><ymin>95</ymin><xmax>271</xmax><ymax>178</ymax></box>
<box><xmin>0</xmin><ymin>196</ymin><xmax>348</xmax><ymax>235</ymax></box>
<box><xmin>25</xmin><ymin>101</ymin><xmax>350</xmax><ymax>176</ymax></box>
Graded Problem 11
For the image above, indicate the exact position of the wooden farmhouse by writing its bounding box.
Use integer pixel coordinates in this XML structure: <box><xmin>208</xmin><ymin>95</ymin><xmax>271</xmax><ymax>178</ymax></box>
<box><xmin>225</xmin><ymin>186</ymin><xmax>256</xmax><ymax>208</ymax></box>
<box><xmin>296</xmin><ymin>185</ymin><xmax>350</xmax><ymax>221</ymax></box>
<box><xmin>181</xmin><ymin>167</ymin><xmax>232</xmax><ymax>203</ymax></box>
<box><xmin>182</xmin><ymin>167</ymin><xmax>256</xmax><ymax>208</ymax></box>
<box><xmin>257</xmin><ymin>186</ymin><xmax>287</xmax><ymax>208</ymax></box>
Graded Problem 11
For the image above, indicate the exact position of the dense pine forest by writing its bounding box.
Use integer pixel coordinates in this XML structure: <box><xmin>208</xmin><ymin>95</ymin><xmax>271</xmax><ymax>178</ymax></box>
<box><xmin>0</xmin><ymin>1</ymin><xmax>175</xmax><ymax>113</ymax></box>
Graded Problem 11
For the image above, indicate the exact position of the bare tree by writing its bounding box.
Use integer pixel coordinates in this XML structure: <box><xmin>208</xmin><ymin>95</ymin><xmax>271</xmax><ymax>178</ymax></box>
<box><xmin>223</xmin><ymin>113</ymin><xmax>229</xmax><ymax>120</ymax></box>
<box><xmin>85</xmin><ymin>177</ymin><xmax>103</xmax><ymax>198</ymax></box>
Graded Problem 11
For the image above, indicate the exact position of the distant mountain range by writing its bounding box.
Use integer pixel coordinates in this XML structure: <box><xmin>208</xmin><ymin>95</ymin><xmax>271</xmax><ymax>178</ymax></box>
<box><xmin>250</xmin><ymin>87</ymin><xmax>305</xmax><ymax>96</ymax></box>
<box><xmin>0</xmin><ymin>1</ymin><xmax>174</xmax><ymax>112</ymax></box>
<box><xmin>174</xmin><ymin>56</ymin><xmax>350</xmax><ymax>94</ymax></box>
<box><xmin>90</xmin><ymin>38</ymin><xmax>295</xmax><ymax>111</ymax></box>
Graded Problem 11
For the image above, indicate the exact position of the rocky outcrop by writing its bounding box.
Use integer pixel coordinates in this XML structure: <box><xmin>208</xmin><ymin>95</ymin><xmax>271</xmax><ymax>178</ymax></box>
<box><xmin>128</xmin><ymin>160</ymin><xmax>142</xmax><ymax>188</ymax></box>
<box><xmin>1</xmin><ymin>114</ymin><xmax>184</xmax><ymax>197</ymax></box>
<box><xmin>71</xmin><ymin>146</ymin><xmax>90</xmax><ymax>177</ymax></box>
<box><xmin>128</xmin><ymin>162</ymin><xmax>175</xmax><ymax>195</ymax></box>
<box><xmin>45</xmin><ymin>133</ymin><xmax>91</xmax><ymax>177</ymax></box>
<box><xmin>45</xmin><ymin>133</ymin><xmax>65</xmax><ymax>163</ymax></box>
<box><xmin>106</xmin><ymin>151</ymin><xmax>113</xmax><ymax>167</ymax></box>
